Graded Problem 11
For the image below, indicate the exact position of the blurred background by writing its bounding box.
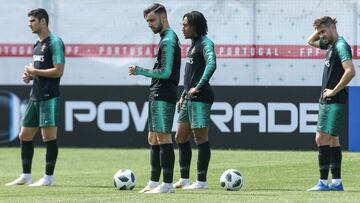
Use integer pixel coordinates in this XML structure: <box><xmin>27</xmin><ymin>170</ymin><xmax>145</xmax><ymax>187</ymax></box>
<box><xmin>0</xmin><ymin>0</ymin><xmax>359</xmax><ymax>150</ymax></box>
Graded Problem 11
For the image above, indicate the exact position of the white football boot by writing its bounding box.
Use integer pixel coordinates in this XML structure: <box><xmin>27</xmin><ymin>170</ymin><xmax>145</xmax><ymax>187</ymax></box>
<box><xmin>145</xmin><ymin>182</ymin><xmax>174</xmax><ymax>194</ymax></box>
<box><xmin>182</xmin><ymin>180</ymin><xmax>208</xmax><ymax>189</ymax></box>
<box><xmin>5</xmin><ymin>174</ymin><xmax>32</xmax><ymax>186</ymax></box>
<box><xmin>138</xmin><ymin>180</ymin><xmax>159</xmax><ymax>193</ymax></box>
<box><xmin>29</xmin><ymin>175</ymin><xmax>53</xmax><ymax>187</ymax></box>
<box><xmin>173</xmin><ymin>178</ymin><xmax>192</xmax><ymax>188</ymax></box>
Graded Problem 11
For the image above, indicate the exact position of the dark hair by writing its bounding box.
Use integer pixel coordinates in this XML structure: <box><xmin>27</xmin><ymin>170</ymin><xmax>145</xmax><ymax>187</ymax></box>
<box><xmin>183</xmin><ymin>11</ymin><xmax>208</xmax><ymax>36</ymax></box>
<box><xmin>28</xmin><ymin>8</ymin><xmax>49</xmax><ymax>26</ymax></box>
<box><xmin>143</xmin><ymin>3</ymin><xmax>167</xmax><ymax>17</ymax></box>
<box><xmin>313</xmin><ymin>16</ymin><xmax>337</xmax><ymax>29</ymax></box>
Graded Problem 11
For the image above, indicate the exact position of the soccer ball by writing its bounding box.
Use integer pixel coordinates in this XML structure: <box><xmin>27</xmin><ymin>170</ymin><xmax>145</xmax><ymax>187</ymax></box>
<box><xmin>113</xmin><ymin>169</ymin><xmax>136</xmax><ymax>190</ymax></box>
<box><xmin>220</xmin><ymin>169</ymin><xmax>244</xmax><ymax>191</ymax></box>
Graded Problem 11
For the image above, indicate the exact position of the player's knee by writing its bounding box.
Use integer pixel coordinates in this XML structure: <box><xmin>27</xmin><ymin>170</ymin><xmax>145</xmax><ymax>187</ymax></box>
<box><xmin>330</xmin><ymin>137</ymin><xmax>340</xmax><ymax>147</ymax></box>
<box><xmin>42</xmin><ymin>135</ymin><xmax>56</xmax><ymax>142</ymax></box>
<box><xmin>157</xmin><ymin>134</ymin><xmax>172</xmax><ymax>144</ymax></box>
<box><xmin>194</xmin><ymin>136</ymin><xmax>207</xmax><ymax>145</ymax></box>
<box><xmin>148</xmin><ymin>134</ymin><xmax>158</xmax><ymax>145</ymax></box>
<box><xmin>175</xmin><ymin>134</ymin><xmax>188</xmax><ymax>144</ymax></box>
<box><xmin>148</xmin><ymin>132</ymin><xmax>159</xmax><ymax>145</ymax></box>
<box><xmin>315</xmin><ymin>134</ymin><xmax>330</xmax><ymax>146</ymax></box>
<box><xmin>18</xmin><ymin>133</ymin><xmax>31</xmax><ymax>141</ymax></box>
<box><xmin>315</xmin><ymin>136</ymin><xmax>323</xmax><ymax>145</ymax></box>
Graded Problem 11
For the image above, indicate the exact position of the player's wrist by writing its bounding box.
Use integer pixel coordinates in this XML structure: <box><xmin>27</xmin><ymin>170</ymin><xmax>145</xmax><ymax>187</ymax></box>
<box><xmin>30</xmin><ymin>69</ymin><xmax>38</xmax><ymax>76</ymax></box>
<box><xmin>133</xmin><ymin>66</ymin><xmax>140</xmax><ymax>75</ymax></box>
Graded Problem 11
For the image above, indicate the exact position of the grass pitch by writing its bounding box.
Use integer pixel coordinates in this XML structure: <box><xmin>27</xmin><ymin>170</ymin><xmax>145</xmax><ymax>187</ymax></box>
<box><xmin>0</xmin><ymin>148</ymin><xmax>359</xmax><ymax>203</ymax></box>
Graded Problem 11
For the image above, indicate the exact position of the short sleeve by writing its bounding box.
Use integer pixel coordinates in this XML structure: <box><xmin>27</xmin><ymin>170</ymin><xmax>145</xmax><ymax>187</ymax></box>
<box><xmin>335</xmin><ymin>41</ymin><xmax>352</xmax><ymax>62</ymax></box>
<box><xmin>50</xmin><ymin>39</ymin><xmax>65</xmax><ymax>64</ymax></box>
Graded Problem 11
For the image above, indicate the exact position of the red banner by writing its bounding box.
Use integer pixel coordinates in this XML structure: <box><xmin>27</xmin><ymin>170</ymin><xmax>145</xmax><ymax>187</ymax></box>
<box><xmin>0</xmin><ymin>43</ymin><xmax>359</xmax><ymax>59</ymax></box>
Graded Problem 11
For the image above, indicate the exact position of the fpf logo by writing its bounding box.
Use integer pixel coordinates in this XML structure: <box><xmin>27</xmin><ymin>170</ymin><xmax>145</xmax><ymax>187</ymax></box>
<box><xmin>0</xmin><ymin>91</ymin><xmax>20</xmax><ymax>143</ymax></box>
<box><xmin>324</xmin><ymin>60</ymin><xmax>330</xmax><ymax>67</ymax></box>
<box><xmin>186</xmin><ymin>57</ymin><xmax>193</xmax><ymax>64</ymax></box>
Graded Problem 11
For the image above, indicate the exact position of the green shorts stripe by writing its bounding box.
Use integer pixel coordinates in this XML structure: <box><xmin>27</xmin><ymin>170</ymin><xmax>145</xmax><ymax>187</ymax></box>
<box><xmin>317</xmin><ymin>103</ymin><xmax>345</xmax><ymax>136</ymax></box>
<box><xmin>148</xmin><ymin>100</ymin><xmax>175</xmax><ymax>134</ymax></box>
<box><xmin>22</xmin><ymin>97</ymin><xmax>60</xmax><ymax>128</ymax></box>
<box><xmin>178</xmin><ymin>100</ymin><xmax>212</xmax><ymax>129</ymax></box>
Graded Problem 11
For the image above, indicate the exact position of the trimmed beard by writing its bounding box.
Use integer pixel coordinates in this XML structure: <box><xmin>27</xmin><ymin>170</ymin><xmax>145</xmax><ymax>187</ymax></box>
<box><xmin>153</xmin><ymin>22</ymin><xmax>163</xmax><ymax>34</ymax></box>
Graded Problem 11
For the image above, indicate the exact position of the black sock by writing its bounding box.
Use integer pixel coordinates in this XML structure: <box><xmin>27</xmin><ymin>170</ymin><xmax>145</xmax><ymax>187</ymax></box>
<box><xmin>45</xmin><ymin>140</ymin><xmax>58</xmax><ymax>175</ymax></box>
<box><xmin>160</xmin><ymin>144</ymin><xmax>175</xmax><ymax>183</ymax></box>
<box><xmin>21</xmin><ymin>141</ymin><xmax>34</xmax><ymax>174</ymax></box>
<box><xmin>330</xmin><ymin>146</ymin><xmax>342</xmax><ymax>179</ymax></box>
<box><xmin>150</xmin><ymin>145</ymin><xmax>161</xmax><ymax>182</ymax></box>
<box><xmin>178</xmin><ymin>141</ymin><xmax>192</xmax><ymax>179</ymax></box>
<box><xmin>197</xmin><ymin>141</ymin><xmax>211</xmax><ymax>182</ymax></box>
<box><xmin>318</xmin><ymin>145</ymin><xmax>330</xmax><ymax>180</ymax></box>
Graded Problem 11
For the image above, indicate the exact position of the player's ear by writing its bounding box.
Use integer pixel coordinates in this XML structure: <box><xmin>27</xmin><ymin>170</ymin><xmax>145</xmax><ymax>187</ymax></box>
<box><xmin>330</xmin><ymin>24</ymin><xmax>337</xmax><ymax>31</ymax></box>
<box><xmin>40</xmin><ymin>18</ymin><xmax>46</xmax><ymax>26</ymax></box>
<box><xmin>160</xmin><ymin>13</ymin><xmax>166</xmax><ymax>22</ymax></box>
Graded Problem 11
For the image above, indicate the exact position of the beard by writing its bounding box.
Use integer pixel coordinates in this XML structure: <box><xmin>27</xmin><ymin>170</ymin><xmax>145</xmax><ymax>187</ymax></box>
<box><xmin>152</xmin><ymin>22</ymin><xmax>163</xmax><ymax>34</ymax></box>
<box><xmin>30</xmin><ymin>27</ymin><xmax>40</xmax><ymax>34</ymax></box>
<box><xmin>321</xmin><ymin>33</ymin><xmax>336</xmax><ymax>46</ymax></box>
<box><xmin>321</xmin><ymin>37</ymin><xmax>331</xmax><ymax>46</ymax></box>
<box><xmin>183</xmin><ymin>33</ymin><xmax>190</xmax><ymax>39</ymax></box>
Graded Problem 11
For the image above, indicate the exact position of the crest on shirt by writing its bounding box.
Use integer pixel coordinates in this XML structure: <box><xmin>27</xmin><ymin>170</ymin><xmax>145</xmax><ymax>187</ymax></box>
<box><xmin>41</xmin><ymin>43</ymin><xmax>47</xmax><ymax>52</ymax></box>
<box><xmin>324</xmin><ymin>49</ymin><xmax>332</xmax><ymax>68</ymax></box>
<box><xmin>327</xmin><ymin>49</ymin><xmax>333</xmax><ymax>58</ymax></box>
<box><xmin>191</xmin><ymin>47</ymin><xmax>196</xmax><ymax>55</ymax></box>
<box><xmin>186</xmin><ymin>57</ymin><xmax>193</xmax><ymax>64</ymax></box>
<box><xmin>324</xmin><ymin>60</ymin><xmax>330</xmax><ymax>67</ymax></box>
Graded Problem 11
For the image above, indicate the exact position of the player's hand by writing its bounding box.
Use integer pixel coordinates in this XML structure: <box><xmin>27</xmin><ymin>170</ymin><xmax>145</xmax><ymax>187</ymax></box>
<box><xmin>322</xmin><ymin>88</ymin><xmax>336</xmax><ymax>98</ymax></box>
<box><xmin>22</xmin><ymin>71</ymin><xmax>33</xmax><ymax>84</ymax></box>
<box><xmin>22</xmin><ymin>73</ymin><xmax>30</xmax><ymax>84</ymax></box>
<box><xmin>188</xmin><ymin>88</ymin><xmax>199</xmax><ymax>97</ymax></box>
<box><xmin>331</xmin><ymin>17</ymin><xmax>337</xmax><ymax>23</ymax></box>
<box><xmin>177</xmin><ymin>97</ymin><xmax>184</xmax><ymax>113</ymax></box>
<box><xmin>24</xmin><ymin>63</ymin><xmax>36</xmax><ymax>75</ymax></box>
<box><xmin>128</xmin><ymin>65</ymin><xmax>137</xmax><ymax>75</ymax></box>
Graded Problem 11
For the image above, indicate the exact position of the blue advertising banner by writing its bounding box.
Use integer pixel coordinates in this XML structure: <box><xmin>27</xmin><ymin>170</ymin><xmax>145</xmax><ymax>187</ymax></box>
<box><xmin>0</xmin><ymin>85</ymin><xmax>349</xmax><ymax>150</ymax></box>
<box><xmin>349</xmin><ymin>86</ymin><xmax>360</xmax><ymax>152</ymax></box>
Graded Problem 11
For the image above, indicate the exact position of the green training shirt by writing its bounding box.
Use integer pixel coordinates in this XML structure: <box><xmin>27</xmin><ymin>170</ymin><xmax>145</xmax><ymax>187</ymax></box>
<box><xmin>30</xmin><ymin>32</ymin><xmax>65</xmax><ymax>101</ymax></box>
<box><xmin>134</xmin><ymin>28</ymin><xmax>181</xmax><ymax>103</ymax></box>
<box><xmin>182</xmin><ymin>35</ymin><xmax>216</xmax><ymax>103</ymax></box>
<box><xmin>319</xmin><ymin>36</ymin><xmax>351</xmax><ymax>104</ymax></box>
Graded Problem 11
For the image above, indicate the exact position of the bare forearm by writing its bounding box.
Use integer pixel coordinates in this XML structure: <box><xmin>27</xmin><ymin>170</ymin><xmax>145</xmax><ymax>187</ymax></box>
<box><xmin>307</xmin><ymin>30</ymin><xmax>320</xmax><ymax>48</ymax></box>
<box><xmin>333</xmin><ymin>70</ymin><xmax>356</xmax><ymax>94</ymax></box>
<box><xmin>32</xmin><ymin>67</ymin><xmax>63</xmax><ymax>78</ymax></box>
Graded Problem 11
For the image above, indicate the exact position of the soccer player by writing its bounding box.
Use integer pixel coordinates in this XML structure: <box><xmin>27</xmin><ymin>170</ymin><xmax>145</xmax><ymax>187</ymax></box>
<box><xmin>128</xmin><ymin>3</ymin><xmax>181</xmax><ymax>194</ymax></box>
<box><xmin>173</xmin><ymin>11</ymin><xmax>216</xmax><ymax>190</ymax></box>
<box><xmin>5</xmin><ymin>8</ymin><xmax>65</xmax><ymax>187</ymax></box>
<box><xmin>306</xmin><ymin>16</ymin><xmax>355</xmax><ymax>191</ymax></box>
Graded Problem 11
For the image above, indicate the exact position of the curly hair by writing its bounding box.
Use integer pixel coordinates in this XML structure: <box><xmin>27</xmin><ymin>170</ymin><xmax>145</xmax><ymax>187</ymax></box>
<box><xmin>183</xmin><ymin>11</ymin><xmax>208</xmax><ymax>36</ymax></box>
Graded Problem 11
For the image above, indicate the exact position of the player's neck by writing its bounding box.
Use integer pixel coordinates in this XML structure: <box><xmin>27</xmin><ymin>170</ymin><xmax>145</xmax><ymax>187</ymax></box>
<box><xmin>159</xmin><ymin>22</ymin><xmax>169</xmax><ymax>35</ymax></box>
<box><xmin>38</xmin><ymin>28</ymin><xmax>50</xmax><ymax>42</ymax></box>
<box><xmin>191</xmin><ymin>34</ymin><xmax>200</xmax><ymax>43</ymax></box>
<box><xmin>330</xmin><ymin>34</ymin><xmax>339</xmax><ymax>45</ymax></box>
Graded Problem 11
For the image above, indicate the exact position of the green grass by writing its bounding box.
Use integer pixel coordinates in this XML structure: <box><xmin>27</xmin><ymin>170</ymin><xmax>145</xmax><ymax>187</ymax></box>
<box><xmin>0</xmin><ymin>148</ymin><xmax>359</xmax><ymax>203</ymax></box>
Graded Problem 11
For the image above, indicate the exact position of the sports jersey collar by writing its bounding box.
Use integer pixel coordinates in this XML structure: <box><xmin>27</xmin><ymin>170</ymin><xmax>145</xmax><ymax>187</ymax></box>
<box><xmin>160</xmin><ymin>27</ymin><xmax>172</xmax><ymax>38</ymax></box>
<box><xmin>334</xmin><ymin>36</ymin><xmax>344</xmax><ymax>44</ymax></box>
<box><xmin>38</xmin><ymin>33</ymin><xmax>50</xmax><ymax>44</ymax></box>
<box><xmin>330</xmin><ymin>36</ymin><xmax>343</xmax><ymax>46</ymax></box>
<box><xmin>191</xmin><ymin>35</ymin><xmax>204</xmax><ymax>45</ymax></box>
